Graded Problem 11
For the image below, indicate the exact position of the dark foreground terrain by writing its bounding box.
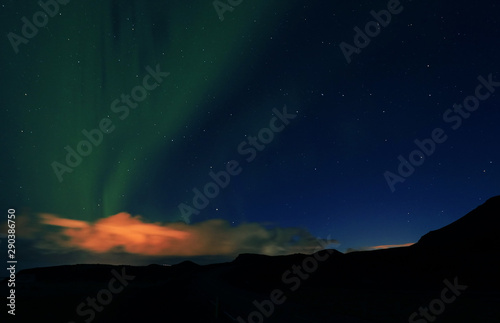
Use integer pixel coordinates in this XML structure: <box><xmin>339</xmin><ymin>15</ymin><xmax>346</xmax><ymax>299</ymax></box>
<box><xmin>3</xmin><ymin>196</ymin><xmax>500</xmax><ymax>322</ymax></box>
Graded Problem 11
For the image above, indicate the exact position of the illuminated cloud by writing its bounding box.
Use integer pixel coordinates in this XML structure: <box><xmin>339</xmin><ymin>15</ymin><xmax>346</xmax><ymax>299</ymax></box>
<box><xmin>346</xmin><ymin>242</ymin><xmax>414</xmax><ymax>253</ymax></box>
<box><xmin>367</xmin><ymin>243</ymin><xmax>415</xmax><ymax>250</ymax></box>
<box><xmin>22</xmin><ymin>212</ymin><xmax>338</xmax><ymax>257</ymax></box>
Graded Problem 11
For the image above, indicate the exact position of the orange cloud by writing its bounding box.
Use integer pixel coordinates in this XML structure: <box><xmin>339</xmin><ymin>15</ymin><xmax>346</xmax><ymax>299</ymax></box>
<box><xmin>32</xmin><ymin>212</ymin><xmax>336</xmax><ymax>257</ymax></box>
<box><xmin>39</xmin><ymin>212</ymin><xmax>191</xmax><ymax>255</ymax></box>
<box><xmin>346</xmin><ymin>242</ymin><xmax>415</xmax><ymax>253</ymax></box>
<box><xmin>367</xmin><ymin>243</ymin><xmax>415</xmax><ymax>250</ymax></box>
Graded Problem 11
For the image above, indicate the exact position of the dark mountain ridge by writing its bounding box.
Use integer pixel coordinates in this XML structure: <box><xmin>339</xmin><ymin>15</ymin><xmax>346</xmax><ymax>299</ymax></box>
<box><xmin>3</xmin><ymin>196</ymin><xmax>499</xmax><ymax>322</ymax></box>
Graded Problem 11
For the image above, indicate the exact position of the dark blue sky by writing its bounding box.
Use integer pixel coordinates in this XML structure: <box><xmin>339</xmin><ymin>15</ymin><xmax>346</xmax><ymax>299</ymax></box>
<box><xmin>1</xmin><ymin>0</ymin><xmax>499</xmax><ymax>268</ymax></box>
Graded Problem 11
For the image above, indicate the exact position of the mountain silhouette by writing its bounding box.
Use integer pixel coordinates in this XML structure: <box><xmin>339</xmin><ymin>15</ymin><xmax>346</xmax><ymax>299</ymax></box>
<box><xmin>2</xmin><ymin>196</ymin><xmax>499</xmax><ymax>322</ymax></box>
<box><xmin>415</xmin><ymin>195</ymin><xmax>500</xmax><ymax>252</ymax></box>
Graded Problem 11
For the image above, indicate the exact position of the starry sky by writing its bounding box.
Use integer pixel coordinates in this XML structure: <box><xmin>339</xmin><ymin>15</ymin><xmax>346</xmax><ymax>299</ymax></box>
<box><xmin>1</xmin><ymin>0</ymin><xmax>499</xmax><ymax>270</ymax></box>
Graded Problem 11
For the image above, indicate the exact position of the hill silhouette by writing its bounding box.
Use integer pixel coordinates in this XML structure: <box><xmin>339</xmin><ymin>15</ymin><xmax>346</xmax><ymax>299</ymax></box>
<box><xmin>2</xmin><ymin>197</ymin><xmax>499</xmax><ymax>322</ymax></box>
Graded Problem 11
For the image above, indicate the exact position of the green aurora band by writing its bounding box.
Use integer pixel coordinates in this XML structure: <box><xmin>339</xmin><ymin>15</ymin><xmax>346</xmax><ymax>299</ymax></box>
<box><xmin>6</xmin><ymin>1</ymin><xmax>297</xmax><ymax>221</ymax></box>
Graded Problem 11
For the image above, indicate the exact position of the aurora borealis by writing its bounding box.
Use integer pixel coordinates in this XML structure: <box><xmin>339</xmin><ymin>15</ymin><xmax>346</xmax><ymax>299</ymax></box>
<box><xmin>1</xmin><ymin>0</ymin><xmax>499</xmax><ymax>270</ymax></box>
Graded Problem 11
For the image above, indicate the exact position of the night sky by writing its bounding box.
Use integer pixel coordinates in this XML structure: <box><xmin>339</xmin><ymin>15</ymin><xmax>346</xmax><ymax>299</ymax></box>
<box><xmin>1</xmin><ymin>0</ymin><xmax>499</xmax><ymax>270</ymax></box>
